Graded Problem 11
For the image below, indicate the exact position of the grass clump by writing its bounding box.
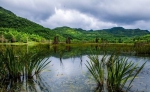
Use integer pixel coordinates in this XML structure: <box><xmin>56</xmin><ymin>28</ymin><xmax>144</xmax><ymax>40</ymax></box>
<box><xmin>0</xmin><ymin>48</ymin><xmax>51</xmax><ymax>91</ymax></box>
<box><xmin>23</xmin><ymin>53</ymin><xmax>50</xmax><ymax>78</ymax></box>
<box><xmin>0</xmin><ymin>48</ymin><xmax>51</xmax><ymax>80</ymax></box>
<box><xmin>86</xmin><ymin>53</ymin><xmax>146</xmax><ymax>92</ymax></box>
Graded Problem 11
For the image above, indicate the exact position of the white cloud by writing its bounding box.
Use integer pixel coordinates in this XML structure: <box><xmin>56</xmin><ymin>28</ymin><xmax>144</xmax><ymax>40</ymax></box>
<box><xmin>123</xmin><ymin>20</ymin><xmax>150</xmax><ymax>30</ymax></box>
<box><xmin>40</xmin><ymin>8</ymin><xmax>117</xmax><ymax>30</ymax></box>
<box><xmin>1</xmin><ymin>0</ymin><xmax>150</xmax><ymax>30</ymax></box>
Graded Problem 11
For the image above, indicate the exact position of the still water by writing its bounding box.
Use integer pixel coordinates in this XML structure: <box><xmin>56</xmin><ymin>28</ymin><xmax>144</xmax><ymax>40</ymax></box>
<box><xmin>0</xmin><ymin>45</ymin><xmax>150</xmax><ymax>92</ymax></box>
<box><xmin>31</xmin><ymin>55</ymin><xmax>150</xmax><ymax>92</ymax></box>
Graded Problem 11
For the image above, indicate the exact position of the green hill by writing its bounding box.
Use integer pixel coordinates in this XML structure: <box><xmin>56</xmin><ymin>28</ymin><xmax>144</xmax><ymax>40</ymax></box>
<box><xmin>0</xmin><ymin>6</ymin><xmax>42</xmax><ymax>28</ymax></box>
<box><xmin>0</xmin><ymin>6</ymin><xmax>56</xmax><ymax>42</ymax></box>
<box><xmin>0</xmin><ymin>6</ymin><xmax>150</xmax><ymax>43</ymax></box>
<box><xmin>53</xmin><ymin>26</ymin><xmax>150</xmax><ymax>43</ymax></box>
<box><xmin>103</xmin><ymin>27</ymin><xmax>149</xmax><ymax>37</ymax></box>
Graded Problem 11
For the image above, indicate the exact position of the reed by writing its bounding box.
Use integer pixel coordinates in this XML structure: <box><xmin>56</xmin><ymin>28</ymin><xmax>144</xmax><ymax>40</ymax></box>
<box><xmin>0</xmin><ymin>48</ymin><xmax>24</xmax><ymax>78</ymax></box>
<box><xmin>22</xmin><ymin>53</ymin><xmax>50</xmax><ymax>78</ymax></box>
<box><xmin>86</xmin><ymin>53</ymin><xmax>146</xmax><ymax>92</ymax></box>
<box><xmin>0</xmin><ymin>48</ymin><xmax>51</xmax><ymax>80</ymax></box>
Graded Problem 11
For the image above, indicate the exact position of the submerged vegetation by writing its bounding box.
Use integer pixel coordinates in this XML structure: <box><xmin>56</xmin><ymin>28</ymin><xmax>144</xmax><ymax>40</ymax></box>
<box><xmin>86</xmin><ymin>53</ymin><xmax>146</xmax><ymax>92</ymax></box>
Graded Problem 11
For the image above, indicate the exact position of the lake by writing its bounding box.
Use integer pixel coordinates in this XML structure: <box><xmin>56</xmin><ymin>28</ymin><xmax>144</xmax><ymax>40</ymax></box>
<box><xmin>0</xmin><ymin>44</ymin><xmax>150</xmax><ymax>92</ymax></box>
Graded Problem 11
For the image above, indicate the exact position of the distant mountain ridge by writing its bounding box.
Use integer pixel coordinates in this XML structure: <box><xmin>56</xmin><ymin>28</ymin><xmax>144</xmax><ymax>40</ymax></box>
<box><xmin>102</xmin><ymin>27</ymin><xmax>149</xmax><ymax>37</ymax></box>
<box><xmin>0</xmin><ymin>6</ymin><xmax>150</xmax><ymax>43</ymax></box>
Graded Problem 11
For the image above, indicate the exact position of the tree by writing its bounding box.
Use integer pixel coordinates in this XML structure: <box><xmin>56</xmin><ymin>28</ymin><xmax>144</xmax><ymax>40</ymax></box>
<box><xmin>118</xmin><ymin>38</ymin><xmax>122</xmax><ymax>43</ymax></box>
<box><xmin>95</xmin><ymin>37</ymin><xmax>99</xmax><ymax>43</ymax></box>
<box><xmin>0</xmin><ymin>34</ymin><xmax>5</xmax><ymax>43</ymax></box>
<box><xmin>66</xmin><ymin>37</ymin><xmax>71</xmax><ymax>44</ymax></box>
<box><xmin>11</xmin><ymin>36</ymin><xmax>16</xmax><ymax>43</ymax></box>
<box><xmin>53</xmin><ymin>36</ymin><xmax>59</xmax><ymax>44</ymax></box>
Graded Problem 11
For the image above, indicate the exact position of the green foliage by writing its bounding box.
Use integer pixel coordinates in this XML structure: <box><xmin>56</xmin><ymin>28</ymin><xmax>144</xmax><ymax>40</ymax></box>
<box><xmin>22</xmin><ymin>52</ymin><xmax>51</xmax><ymax>78</ymax></box>
<box><xmin>0</xmin><ymin>28</ymin><xmax>46</xmax><ymax>42</ymax></box>
<box><xmin>0</xmin><ymin>48</ymin><xmax>51</xmax><ymax>79</ymax></box>
<box><xmin>53</xmin><ymin>26</ymin><xmax>150</xmax><ymax>43</ymax></box>
<box><xmin>0</xmin><ymin>6</ymin><xmax>150</xmax><ymax>43</ymax></box>
<box><xmin>103</xmin><ymin>27</ymin><xmax>149</xmax><ymax>37</ymax></box>
<box><xmin>133</xmin><ymin>34</ymin><xmax>150</xmax><ymax>43</ymax></box>
<box><xmin>86</xmin><ymin>53</ymin><xmax>146</xmax><ymax>92</ymax></box>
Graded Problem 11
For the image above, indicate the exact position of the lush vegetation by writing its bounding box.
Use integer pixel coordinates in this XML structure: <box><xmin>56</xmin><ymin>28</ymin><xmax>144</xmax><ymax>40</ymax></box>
<box><xmin>0</xmin><ymin>28</ymin><xmax>47</xmax><ymax>43</ymax></box>
<box><xmin>0</xmin><ymin>6</ymin><xmax>150</xmax><ymax>43</ymax></box>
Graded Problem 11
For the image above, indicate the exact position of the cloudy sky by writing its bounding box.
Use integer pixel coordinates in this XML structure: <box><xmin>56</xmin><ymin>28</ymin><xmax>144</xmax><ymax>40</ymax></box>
<box><xmin>0</xmin><ymin>0</ymin><xmax>150</xmax><ymax>30</ymax></box>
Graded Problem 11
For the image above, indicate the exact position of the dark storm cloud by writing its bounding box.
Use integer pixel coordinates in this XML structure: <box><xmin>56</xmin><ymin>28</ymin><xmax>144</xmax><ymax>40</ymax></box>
<box><xmin>0</xmin><ymin>0</ymin><xmax>150</xmax><ymax>30</ymax></box>
<box><xmin>0</xmin><ymin>0</ymin><xmax>55</xmax><ymax>22</ymax></box>
<box><xmin>60</xmin><ymin>0</ymin><xmax>150</xmax><ymax>24</ymax></box>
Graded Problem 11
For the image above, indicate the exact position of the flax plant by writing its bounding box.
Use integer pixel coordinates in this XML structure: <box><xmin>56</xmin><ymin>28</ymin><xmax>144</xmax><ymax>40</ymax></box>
<box><xmin>21</xmin><ymin>53</ymin><xmax>51</xmax><ymax>78</ymax></box>
<box><xmin>86</xmin><ymin>55</ymin><xmax>105</xmax><ymax>88</ymax></box>
<box><xmin>0</xmin><ymin>48</ymin><xmax>51</xmax><ymax>80</ymax></box>
<box><xmin>0</xmin><ymin>52</ymin><xmax>6</xmax><ymax>79</ymax></box>
<box><xmin>1</xmin><ymin>48</ymin><xmax>24</xmax><ymax>78</ymax></box>
<box><xmin>107</xmin><ymin>54</ymin><xmax>146</xmax><ymax>92</ymax></box>
<box><xmin>86</xmin><ymin>53</ymin><xmax>146</xmax><ymax>92</ymax></box>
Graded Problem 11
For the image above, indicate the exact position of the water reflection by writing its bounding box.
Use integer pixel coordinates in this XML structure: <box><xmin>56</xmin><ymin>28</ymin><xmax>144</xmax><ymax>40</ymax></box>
<box><xmin>41</xmin><ymin>55</ymin><xmax>150</xmax><ymax>92</ymax></box>
<box><xmin>53</xmin><ymin>46</ymin><xmax>57</xmax><ymax>53</ymax></box>
<box><xmin>39</xmin><ymin>56</ymin><xmax>98</xmax><ymax>92</ymax></box>
<box><xmin>0</xmin><ymin>44</ymin><xmax>150</xmax><ymax>92</ymax></box>
<box><xmin>66</xmin><ymin>46</ymin><xmax>71</xmax><ymax>52</ymax></box>
<box><xmin>0</xmin><ymin>75</ymin><xmax>53</xmax><ymax>92</ymax></box>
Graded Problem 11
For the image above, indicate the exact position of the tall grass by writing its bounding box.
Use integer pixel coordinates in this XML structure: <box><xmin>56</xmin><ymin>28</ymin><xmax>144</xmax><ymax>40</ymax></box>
<box><xmin>0</xmin><ymin>48</ymin><xmax>51</xmax><ymax>91</ymax></box>
<box><xmin>86</xmin><ymin>53</ymin><xmax>146</xmax><ymax>92</ymax></box>
<box><xmin>0</xmin><ymin>48</ymin><xmax>24</xmax><ymax>79</ymax></box>
<box><xmin>0</xmin><ymin>48</ymin><xmax>51</xmax><ymax>80</ymax></box>
<box><xmin>22</xmin><ymin>53</ymin><xmax>50</xmax><ymax>78</ymax></box>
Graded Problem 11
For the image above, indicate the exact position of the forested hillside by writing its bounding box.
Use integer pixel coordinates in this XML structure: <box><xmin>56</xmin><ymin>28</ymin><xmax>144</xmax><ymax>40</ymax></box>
<box><xmin>0</xmin><ymin>6</ymin><xmax>150</xmax><ymax>43</ymax></box>
<box><xmin>0</xmin><ymin>6</ymin><xmax>58</xmax><ymax>42</ymax></box>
